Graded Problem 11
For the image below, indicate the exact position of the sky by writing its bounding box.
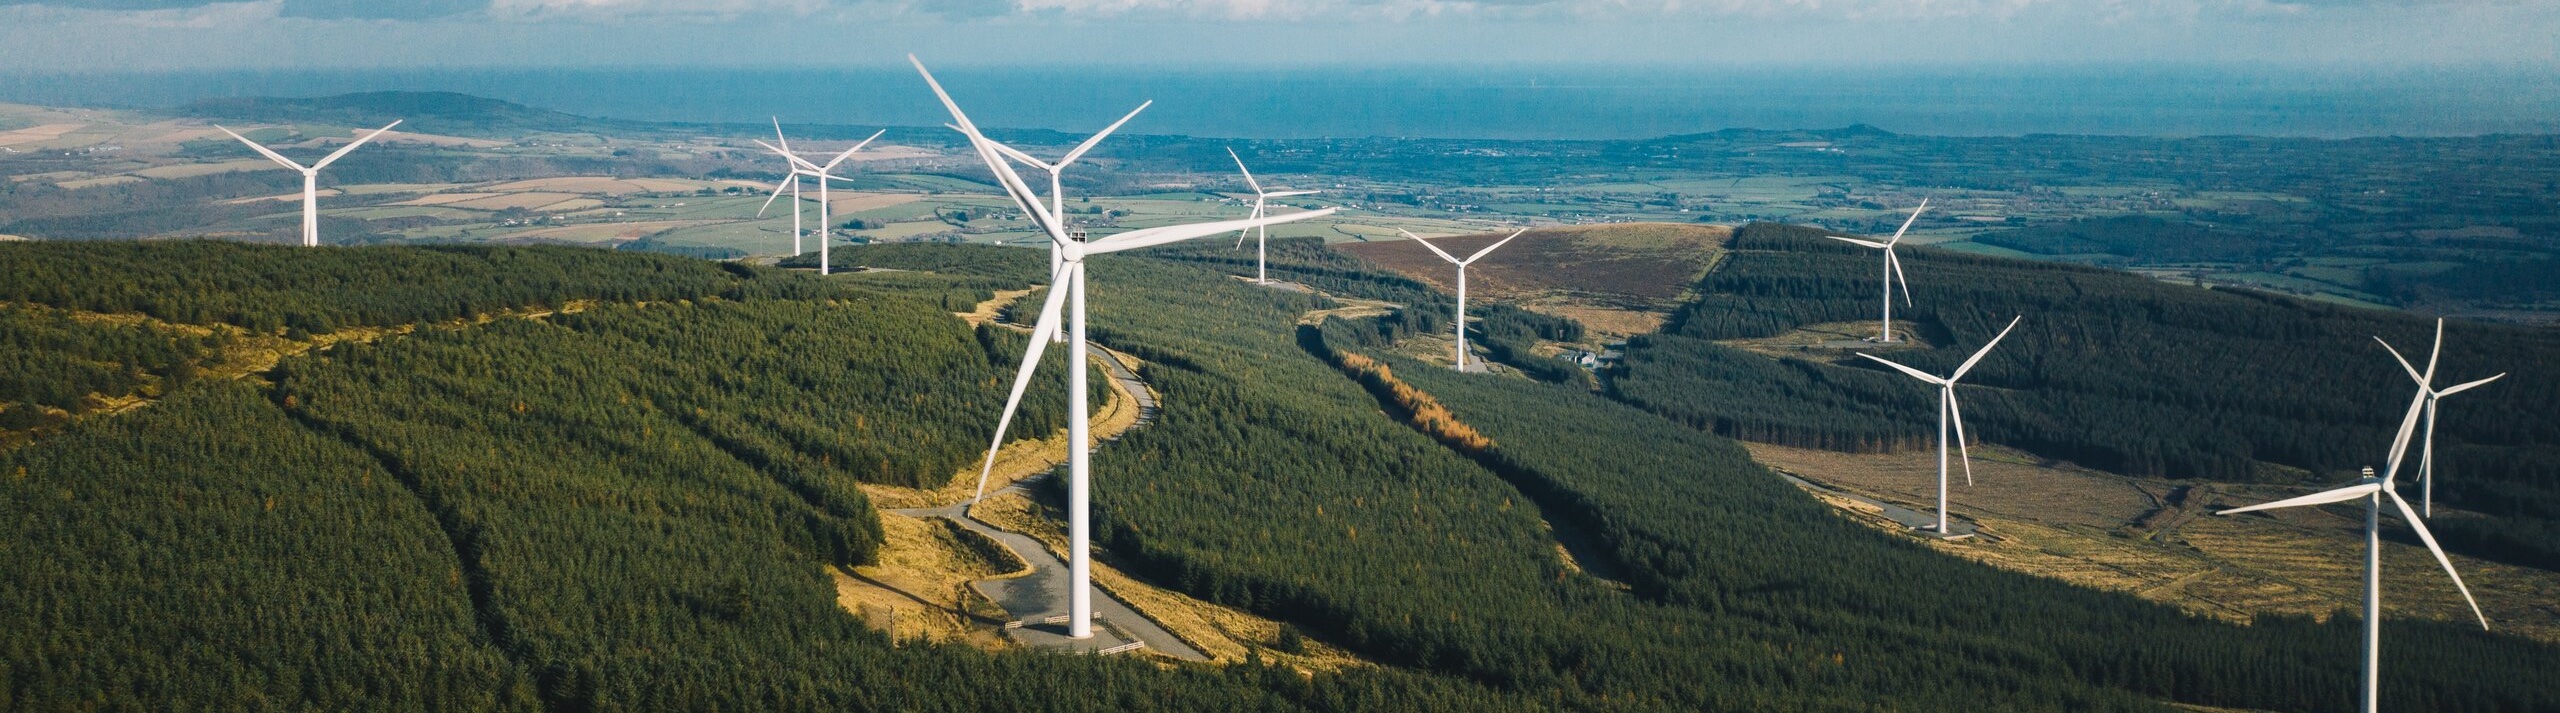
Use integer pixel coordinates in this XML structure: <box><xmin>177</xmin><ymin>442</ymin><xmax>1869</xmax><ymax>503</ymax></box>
<box><xmin>0</xmin><ymin>0</ymin><xmax>2553</xmax><ymax>70</ymax></box>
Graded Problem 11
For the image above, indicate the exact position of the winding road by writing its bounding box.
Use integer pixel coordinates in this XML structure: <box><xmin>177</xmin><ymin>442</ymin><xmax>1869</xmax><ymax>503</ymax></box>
<box><xmin>890</xmin><ymin>288</ymin><xmax>1202</xmax><ymax>659</ymax></box>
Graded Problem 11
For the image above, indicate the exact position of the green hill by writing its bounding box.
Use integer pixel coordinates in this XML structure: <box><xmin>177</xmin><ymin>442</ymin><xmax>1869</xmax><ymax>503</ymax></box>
<box><xmin>4</xmin><ymin>240</ymin><xmax>2558</xmax><ymax>710</ymax></box>
<box><xmin>1611</xmin><ymin>222</ymin><xmax>2560</xmax><ymax>569</ymax></box>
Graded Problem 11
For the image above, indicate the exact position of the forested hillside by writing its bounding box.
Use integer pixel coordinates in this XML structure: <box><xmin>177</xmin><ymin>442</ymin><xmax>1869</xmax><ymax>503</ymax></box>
<box><xmin>9</xmin><ymin>239</ymin><xmax>2560</xmax><ymax>711</ymax></box>
<box><xmin>0</xmin><ymin>242</ymin><xmax>1516</xmax><ymax>710</ymax></box>
<box><xmin>898</xmin><ymin>242</ymin><xmax>2559</xmax><ymax>711</ymax></box>
<box><xmin>1611</xmin><ymin>222</ymin><xmax>2560</xmax><ymax>569</ymax></box>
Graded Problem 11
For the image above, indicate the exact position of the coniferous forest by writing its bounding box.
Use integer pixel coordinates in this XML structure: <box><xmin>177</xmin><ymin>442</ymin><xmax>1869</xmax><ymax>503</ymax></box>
<box><xmin>1611</xmin><ymin>222</ymin><xmax>2560</xmax><ymax>569</ymax></box>
<box><xmin>4</xmin><ymin>239</ymin><xmax>2559</xmax><ymax>711</ymax></box>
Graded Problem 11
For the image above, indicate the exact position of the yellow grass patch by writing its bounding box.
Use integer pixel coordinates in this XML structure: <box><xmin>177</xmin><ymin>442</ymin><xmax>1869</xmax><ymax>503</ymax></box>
<box><xmin>133</xmin><ymin>159</ymin><xmax>281</xmax><ymax>180</ymax></box>
<box><xmin>0</xmin><ymin>123</ymin><xmax>86</xmax><ymax>147</ymax></box>
<box><xmin>828</xmin><ymin>513</ymin><xmax>1021</xmax><ymax>648</ymax></box>
<box><xmin>392</xmin><ymin>192</ymin><xmax>503</xmax><ymax>207</ymax></box>
<box><xmin>442</xmin><ymin>193</ymin><xmax>586</xmax><ymax>211</ymax></box>
<box><xmin>532</xmin><ymin>198</ymin><xmax>606</xmax><ymax>213</ymax></box>
<box><xmin>1746</xmin><ymin>442</ymin><xmax>2560</xmax><ymax>642</ymax></box>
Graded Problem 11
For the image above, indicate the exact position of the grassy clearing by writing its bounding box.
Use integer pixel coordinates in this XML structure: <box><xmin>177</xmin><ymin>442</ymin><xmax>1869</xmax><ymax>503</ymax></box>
<box><xmin>1745</xmin><ymin>442</ymin><xmax>2560</xmax><ymax>643</ymax></box>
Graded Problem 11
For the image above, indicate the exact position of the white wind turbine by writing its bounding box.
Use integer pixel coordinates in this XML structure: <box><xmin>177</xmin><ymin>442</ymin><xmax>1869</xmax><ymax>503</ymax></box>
<box><xmin>2215</xmin><ymin>369</ymin><xmax>2491</xmax><ymax>712</ymax></box>
<box><xmin>2374</xmin><ymin>318</ymin><xmax>2505</xmax><ymax>518</ymax></box>
<box><xmin>958</xmin><ymin>103</ymin><xmax>1151</xmax><ymax>342</ymax></box>
<box><xmin>1858</xmin><ymin>315</ymin><xmax>2021</xmax><ymax>535</ymax></box>
<box><xmin>917</xmin><ymin>55</ymin><xmax>1337</xmax><ymax>640</ymax></box>
<box><xmin>1825</xmin><ymin>200</ymin><xmax>1928</xmax><ymax>342</ymax></box>
<box><xmin>1400</xmin><ymin>228</ymin><xmax>1527</xmax><ymax>372</ymax></box>
<box><xmin>754</xmin><ymin>119</ymin><xmax>810</xmax><ymax>258</ymax></box>
<box><xmin>1227</xmin><ymin>148</ymin><xmax>1321</xmax><ymax>285</ymax></box>
<box><xmin>755</xmin><ymin>120</ymin><xmax>885</xmax><ymax>276</ymax></box>
<box><xmin>218</xmin><ymin>121</ymin><xmax>403</xmax><ymax>247</ymax></box>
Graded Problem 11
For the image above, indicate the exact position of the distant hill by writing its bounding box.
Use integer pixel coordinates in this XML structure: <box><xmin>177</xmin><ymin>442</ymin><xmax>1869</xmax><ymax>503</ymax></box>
<box><xmin>178</xmin><ymin>91</ymin><xmax>621</xmax><ymax>136</ymax></box>
<box><xmin>1335</xmin><ymin>223</ymin><xmax>1729</xmax><ymax>303</ymax></box>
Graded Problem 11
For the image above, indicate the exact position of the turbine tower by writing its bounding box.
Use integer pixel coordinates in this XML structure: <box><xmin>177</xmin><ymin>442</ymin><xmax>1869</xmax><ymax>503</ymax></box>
<box><xmin>1825</xmin><ymin>200</ymin><xmax>1927</xmax><ymax>342</ymax></box>
<box><xmin>1400</xmin><ymin>228</ymin><xmax>1527</xmax><ymax>372</ymax></box>
<box><xmin>217</xmin><ymin>121</ymin><xmax>403</xmax><ymax>247</ymax></box>
<box><xmin>2374</xmin><ymin>318</ymin><xmax>2505</xmax><ymax>517</ymax></box>
<box><xmin>754</xmin><ymin>119</ymin><xmax>809</xmax><ymax>258</ymax></box>
<box><xmin>756</xmin><ymin>121</ymin><xmax>885</xmax><ymax>276</ymax></box>
<box><xmin>1858</xmin><ymin>315</ymin><xmax>2021</xmax><ymax>535</ymax></box>
<box><xmin>2216</xmin><ymin>382</ymin><xmax>2491</xmax><ymax>713</ymax></box>
<box><xmin>1227</xmin><ymin>148</ymin><xmax>1320</xmax><ymax>285</ymax></box>
<box><xmin>917</xmin><ymin>54</ymin><xmax>1337</xmax><ymax>640</ymax></box>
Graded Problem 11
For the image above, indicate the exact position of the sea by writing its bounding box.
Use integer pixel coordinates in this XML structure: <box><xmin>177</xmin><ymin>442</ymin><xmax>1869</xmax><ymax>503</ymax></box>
<box><xmin>3</xmin><ymin>64</ymin><xmax>2555</xmax><ymax>140</ymax></box>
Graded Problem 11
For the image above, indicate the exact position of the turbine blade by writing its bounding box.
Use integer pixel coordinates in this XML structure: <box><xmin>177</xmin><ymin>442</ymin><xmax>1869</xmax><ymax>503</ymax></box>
<box><xmin>1058</xmin><ymin>100</ymin><xmax>1150</xmax><ymax>169</ymax></box>
<box><xmin>1950</xmin><ymin>316</ymin><xmax>2023</xmax><ymax>382</ymax></box>
<box><xmin>311</xmin><ymin>120</ymin><xmax>401</xmax><ymax>170</ymax></box>
<box><xmin>1236</xmin><ymin>198</ymin><xmax>1263</xmax><ymax>248</ymax></box>
<box><xmin>972</xmin><ymin>264</ymin><xmax>1077</xmax><ymax>502</ymax></box>
<box><xmin>1825</xmin><ymin>236</ymin><xmax>1891</xmax><ymax>249</ymax></box>
<box><xmin>1857</xmin><ymin>353</ymin><xmax>1947</xmax><ymax>385</ymax></box>
<box><xmin>1227</xmin><ymin>147</ymin><xmax>1264</xmax><ymax>195</ymax></box>
<box><xmin>1398</xmin><ymin>229</ymin><xmax>1464</xmax><ymax>264</ymax></box>
<box><xmin>215</xmin><ymin>125</ymin><xmax>306</xmax><ymax>171</ymax></box>
<box><xmin>773</xmin><ymin>117</ymin><xmax>790</xmax><ymax>155</ymax></box>
<box><xmin>1949</xmin><ymin>388</ymin><xmax>1974</xmax><ymax>486</ymax></box>
<box><xmin>821</xmin><ymin>129</ymin><xmax>887</xmax><ymax>171</ymax></box>
<box><xmin>1266</xmin><ymin>189</ymin><xmax>1322</xmax><ymax>198</ymax></box>
<box><xmin>1887</xmin><ymin>200</ymin><xmax>1926</xmax><ymax>245</ymax></box>
<box><xmin>2218</xmin><ymin>482</ymin><xmax>2383</xmax><ymax>515</ymax></box>
<box><xmin>753</xmin><ymin>139</ymin><xmax>821</xmax><ymax>172</ymax></box>
<box><xmin>1089</xmin><ymin>208</ymin><xmax>1340</xmax><ymax>255</ymax></box>
<box><xmin>2383</xmin><ymin>393</ymin><xmax>2428</xmax><ymax>483</ymax></box>
<box><xmin>986</xmin><ymin>139</ymin><xmax>1051</xmax><ymax>172</ymax></box>
<box><xmin>2437</xmin><ymin>373</ymin><xmax>2506</xmax><ymax>397</ymax></box>
<box><xmin>1463</xmin><ymin>228</ymin><xmax>1528</xmax><ymax>264</ymax></box>
<box><xmin>2374</xmin><ymin>336</ymin><xmax>2427</xmax><ymax>386</ymax></box>
<box><xmin>2424</xmin><ymin>318</ymin><xmax>2444</xmax><ymax>383</ymax></box>
<box><xmin>2387</xmin><ymin>489</ymin><xmax>2490</xmax><ymax>630</ymax></box>
<box><xmin>1887</xmin><ymin>248</ymin><xmax>1913</xmax><ymax>306</ymax></box>
<box><xmin>910</xmin><ymin>55</ymin><xmax>1066</xmax><ymax>244</ymax></box>
<box><xmin>756</xmin><ymin>175</ymin><xmax>792</xmax><ymax>218</ymax></box>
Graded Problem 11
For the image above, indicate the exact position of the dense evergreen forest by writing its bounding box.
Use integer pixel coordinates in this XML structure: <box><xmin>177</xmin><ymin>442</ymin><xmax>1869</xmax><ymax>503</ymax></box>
<box><xmin>8</xmin><ymin>239</ymin><xmax>2560</xmax><ymax>711</ymax></box>
<box><xmin>844</xmin><ymin>242</ymin><xmax>2560</xmax><ymax>710</ymax></box>
<box><xmin>1611</xmin><ymin>222</ymin><xmax>2560</xmax><ymax>569</ymax></box>
<box><xmin>0</xmin><ymin>241</ymin><xmax>1519</xmax><ymax>710</ymax></box>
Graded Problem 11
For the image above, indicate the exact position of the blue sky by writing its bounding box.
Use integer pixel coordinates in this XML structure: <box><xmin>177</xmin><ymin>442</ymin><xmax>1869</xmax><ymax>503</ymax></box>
<box><xmin>0</xmin><ymin>0</ymin><xmax>2553</xmax><ymax>69</ymax></box>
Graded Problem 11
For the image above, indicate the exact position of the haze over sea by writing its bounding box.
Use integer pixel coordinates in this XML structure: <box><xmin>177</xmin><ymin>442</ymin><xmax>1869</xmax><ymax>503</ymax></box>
<box><xmin>6</xmin><ymin>64</ymin><xmax>2556</xmax><ymax>140</ymax></box>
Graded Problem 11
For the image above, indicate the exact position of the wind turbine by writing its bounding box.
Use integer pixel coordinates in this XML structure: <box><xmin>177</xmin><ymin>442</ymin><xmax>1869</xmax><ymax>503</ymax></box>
<box><xmin>217</xmin><ymin>121</ymin><xmax>403</xmax><ymax>247</ymax></box>
<box><xmin>2215</xmin><ymin>375</ymin><xmax>2491</xmax><ymax>713</ymax></box>
<box><xmin>1399</xmin><ymin>228</ymin><xmax>1527</xmax><ymax>372</ymax></box>
<box><xmin>1825</xmin><ymin>200</ymin><xmax>1928</xmax><ymax>342</ymax></box>
<box><xmin>955</xmin><ymin>103</ymin><xmax>1150</xmax><ymax>341</ymax></box>
<box><xmin>916</xmin><ymin>54</ymin><xmax>1337</xmax><ymax>641</ymax></box>
<box><xmin>755</xmin><ymin>120</ymin><xmax>885</xmax><ymax>276</ymax></box>
<box><xmin>2374</xmin><ymin>318</ymin><xmax>2506</xmax><ymax>517</ymax></box>
<box><xmin>1227</xmin><ymin>148</ymin><xmax>1320</xmax><ymax>285</ymax></box>
<box><xmin>1858</xmin><ymin>315</ymin><xmax>2021</xmax><ymax>535</ymax></box>
<box><xmin>754</xmin><ymin>119</ymin><xmax>809</xmax><ymax>258</ymax></box>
